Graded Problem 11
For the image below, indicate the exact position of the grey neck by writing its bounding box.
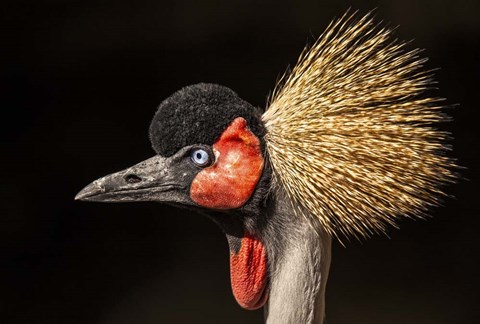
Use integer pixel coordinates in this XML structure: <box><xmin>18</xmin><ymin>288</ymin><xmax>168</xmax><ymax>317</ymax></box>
<box><xmin>263</xmin><ymin>193</ymin><xmax>332</xmax><ymax>324</ymax></box>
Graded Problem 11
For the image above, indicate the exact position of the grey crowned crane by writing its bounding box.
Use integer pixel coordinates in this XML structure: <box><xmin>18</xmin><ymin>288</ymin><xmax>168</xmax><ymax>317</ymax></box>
<box><xmin>76</xmin><ymin>12</ymin><xmax>456</xmax><ymax>324</ymax></box>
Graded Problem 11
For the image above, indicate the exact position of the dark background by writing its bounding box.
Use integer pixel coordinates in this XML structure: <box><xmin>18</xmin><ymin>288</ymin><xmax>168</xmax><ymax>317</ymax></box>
<box><xmin>2</xmin><ymin>0</ymin><xmax>479</xmax><ymax>323</ymax></box>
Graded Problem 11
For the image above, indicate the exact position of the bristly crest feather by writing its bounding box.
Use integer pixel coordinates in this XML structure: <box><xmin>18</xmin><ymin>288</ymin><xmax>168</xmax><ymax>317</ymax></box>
<box><xmin>262</xmin><ymin>11</ymin><xmax>457</xmax><ymax>240</ymax></box>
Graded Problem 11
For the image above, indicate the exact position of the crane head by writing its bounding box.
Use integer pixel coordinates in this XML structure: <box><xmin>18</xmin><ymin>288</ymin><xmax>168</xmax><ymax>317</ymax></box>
<box><xmin>76</xmin><ymin>11</ymin><xmax>458</xmax><ymax>316</ymax></box>
<box><xmin>76</xmin><ymin>83</ymin><xmax>272</xmax><ymax>310</ymax></box>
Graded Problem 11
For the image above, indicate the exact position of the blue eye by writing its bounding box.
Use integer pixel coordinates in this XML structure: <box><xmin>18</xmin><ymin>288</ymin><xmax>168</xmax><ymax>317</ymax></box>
<box><xmin>191</xmin><ymin>148</ymin><xmax>211</xmax><ymax>166</ymax></box>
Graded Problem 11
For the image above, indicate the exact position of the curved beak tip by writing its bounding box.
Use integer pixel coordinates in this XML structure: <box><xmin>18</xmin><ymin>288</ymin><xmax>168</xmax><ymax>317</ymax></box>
<box><xmin>75</xmin><ymin>181</ymin><xmax>104</xmax><ymax>201</ymax></box>
<box><xmin>74</xmin><ymin>190</ymin><xmax>88</xmax><ymax>201</ymax></box>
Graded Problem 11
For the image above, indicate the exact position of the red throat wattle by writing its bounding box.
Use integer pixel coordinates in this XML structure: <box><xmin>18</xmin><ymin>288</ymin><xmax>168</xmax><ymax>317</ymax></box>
<box><xmin>229</xmin><ymin>234</ymin><xmax>268</xmax><ymax>310</ymax></box>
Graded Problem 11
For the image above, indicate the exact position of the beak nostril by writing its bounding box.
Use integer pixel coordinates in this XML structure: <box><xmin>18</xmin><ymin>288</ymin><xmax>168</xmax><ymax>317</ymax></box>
<box><xmin>125</xmin><ymin>174</ymin><xmax>142</xmax><ymax>184</ymax></box>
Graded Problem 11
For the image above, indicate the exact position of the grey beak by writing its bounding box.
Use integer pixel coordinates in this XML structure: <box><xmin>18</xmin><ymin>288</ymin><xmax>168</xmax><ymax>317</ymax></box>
<box><xmin>75</xmin><ymin>155</ymin><xmax>186</xmax><ymax>203</ymax></box>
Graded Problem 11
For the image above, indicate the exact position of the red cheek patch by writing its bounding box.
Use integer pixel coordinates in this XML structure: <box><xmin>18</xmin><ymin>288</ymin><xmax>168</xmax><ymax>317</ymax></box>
<box><xmin>190</xmin><ymin>117</ymin><xmax>264</xmax><ymax>209</ymax></box>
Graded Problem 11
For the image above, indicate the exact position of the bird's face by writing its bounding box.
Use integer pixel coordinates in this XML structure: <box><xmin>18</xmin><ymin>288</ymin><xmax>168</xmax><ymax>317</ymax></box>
<box><xmin>76</xmin><ymin>83</ymin><xmax>271</xmax><ymax>310</ymax></box>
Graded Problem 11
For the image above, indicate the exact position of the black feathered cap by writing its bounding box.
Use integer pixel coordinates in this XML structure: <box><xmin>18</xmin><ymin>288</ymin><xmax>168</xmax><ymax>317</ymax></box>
<box><xmin>149</xmin><ymin>83</ymin><xmax>266</xmax><ymax>157</ymax></box>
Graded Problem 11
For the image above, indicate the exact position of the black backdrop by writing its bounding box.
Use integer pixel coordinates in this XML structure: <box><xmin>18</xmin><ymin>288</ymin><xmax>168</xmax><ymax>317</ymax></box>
<box><xmin>2</xmin><ymin>1</ymin><xmax>479</xmax><ymax>323</ymax></box>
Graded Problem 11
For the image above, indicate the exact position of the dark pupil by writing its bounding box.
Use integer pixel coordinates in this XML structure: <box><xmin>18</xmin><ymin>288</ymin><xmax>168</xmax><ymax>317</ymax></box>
<box><xmin>196</xmin><ymin>152</ymin><xmax>202</xmax><ymax>159</ymax></box>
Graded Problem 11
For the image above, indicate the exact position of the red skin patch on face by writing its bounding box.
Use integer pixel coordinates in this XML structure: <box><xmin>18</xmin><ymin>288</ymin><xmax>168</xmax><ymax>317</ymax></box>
<box><xmin>190</xmin><ymin>117</ymin><xmax>264</xmax><ymax>209</ymax></box>
<box><xmin>230</xmin><ymin>234</ymin><xmax>268</xmax><ymax>310</ymax></box>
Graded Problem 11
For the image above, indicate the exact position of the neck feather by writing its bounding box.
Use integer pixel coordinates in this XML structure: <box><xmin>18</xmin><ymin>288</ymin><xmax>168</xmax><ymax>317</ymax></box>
<box><xmin>263</xmin><ymin>194</ymin><xmax>332</xmax><ymax>324</ymax></box>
